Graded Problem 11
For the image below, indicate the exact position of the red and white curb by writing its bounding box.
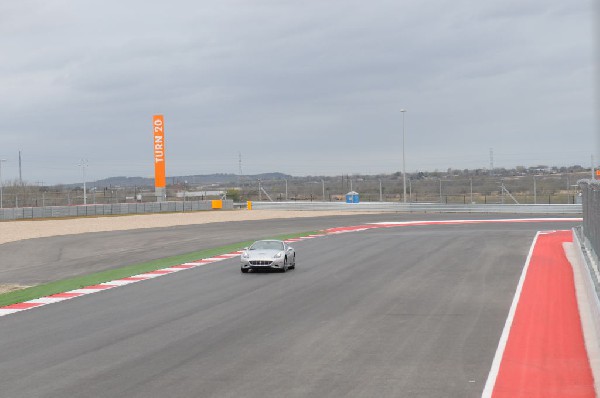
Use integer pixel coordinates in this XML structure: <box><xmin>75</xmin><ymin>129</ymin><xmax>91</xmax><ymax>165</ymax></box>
<box><xmin>0</xmin><ymin>234</ymin><xmax>326</xmax><ymax>317</ymax></box>
<box><xmin>329</xmin><ymin>217</ymin><xmax>582</xmax><ymax>234</ymax></box>
<box><xmin>0</xmin><ymin>218</ymin><xmax>580</xmax><ymax>318</ymax></box>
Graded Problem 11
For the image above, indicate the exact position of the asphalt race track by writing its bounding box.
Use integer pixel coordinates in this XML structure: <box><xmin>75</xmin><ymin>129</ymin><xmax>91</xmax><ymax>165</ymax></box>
<box><xmin>0</xmin><ymin>216</ymin><xmax>581</xmax><ymax>397</ymax></box>
<box><xmin>0</xmin><ymin>213</ymin><xmax>571</xmax><ymax>284</ymax></box>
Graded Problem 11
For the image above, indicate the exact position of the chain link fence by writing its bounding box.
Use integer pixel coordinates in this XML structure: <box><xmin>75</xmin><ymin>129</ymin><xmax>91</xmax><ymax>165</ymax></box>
<box><xmin>581</xmin><ymin>180</ymin><xmax>600</xmax><ymax>258</ymax></box>
<box><xmin>0</xmin><ymin>200</ymin><xmax>234</xmax><ymax>221</ymax></box>
<box><xmin>238</xmin><ymin>175</ymin><xmax>583</xmax><ymax>204</ymax></box>
<box><xmin>0</xmin><ymin>172</ymin><xmax>588</xmax><ymax>209</ymax></box>
<box><xmin>0</xmin><ymin>187</ymin><xmax>227</xmax><ymax>208</ymax></box>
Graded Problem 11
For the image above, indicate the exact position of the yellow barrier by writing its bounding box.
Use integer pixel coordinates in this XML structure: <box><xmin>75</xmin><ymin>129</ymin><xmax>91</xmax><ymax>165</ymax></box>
<box><xmin>211</xmin><ymin>200</ymin><xmax>223</xmax><ymax>209</ymax></box>
<box><xmin>247</xmin><ymin>201</ymin><xmax>252</xmax><ymax>210</ymax></box>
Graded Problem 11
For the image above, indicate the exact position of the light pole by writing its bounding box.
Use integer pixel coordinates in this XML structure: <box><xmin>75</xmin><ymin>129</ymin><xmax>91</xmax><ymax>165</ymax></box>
<box><xmin>401</xmin><ymin>109</ymin><xmax>407</xmax><ymax>203</ymax></box>
<box><xmin>379</xmin><ymin>179</ymin><xmax>382</xmax><ymax>202</ymax></box>
<box><xmin>285</xmin><ymin>179</ymin><xmax>288</xmax><ymax>201</ymax></box>
<box><xmin>321</xmin><ymin>179</ymin><xmax>325</xmax><ymax>201</ymax></box>
<box><xmin>0</xmin><ymin>159</ymin><xmax>6</xmax><ymax>208</ymax></box>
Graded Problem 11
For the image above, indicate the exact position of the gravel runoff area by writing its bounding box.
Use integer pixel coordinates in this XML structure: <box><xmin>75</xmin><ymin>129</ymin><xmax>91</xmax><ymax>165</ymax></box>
<box><xmin>0</xmin><ymin>209</ymin><xmax>375</xmax><ymax>246</ymax></box>
<box><xmin>0</xmin><ymin>209</ymin><xmax>374</xmax><ymax>294</ymax></box>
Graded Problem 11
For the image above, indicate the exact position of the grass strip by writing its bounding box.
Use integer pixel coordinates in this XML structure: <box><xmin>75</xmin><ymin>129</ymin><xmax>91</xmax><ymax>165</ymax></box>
<box><xmin>0</xmin><ymin>230</ymin><xmax>320</xmax><ymax>308</ymax></box>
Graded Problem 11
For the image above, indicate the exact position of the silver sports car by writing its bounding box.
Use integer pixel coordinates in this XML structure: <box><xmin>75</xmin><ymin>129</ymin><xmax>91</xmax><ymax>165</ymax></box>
<box><xmin>240</xmin><ymin>240</ymin><xmax>296</xmax><ymax>273</ymax></box>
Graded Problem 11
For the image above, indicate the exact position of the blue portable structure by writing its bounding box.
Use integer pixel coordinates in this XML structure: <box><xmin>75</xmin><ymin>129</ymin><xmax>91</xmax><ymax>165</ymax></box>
<box><xmin>345</xmin><ymin>191</ymin><xmax>360</xmax><ymax>203</ymax></box>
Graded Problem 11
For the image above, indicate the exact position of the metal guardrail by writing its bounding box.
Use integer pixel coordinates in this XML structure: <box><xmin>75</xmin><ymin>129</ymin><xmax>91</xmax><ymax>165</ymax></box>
<box><xmin>574</xmin><ymin>181</ymin><xmax>600</xmax><ymax>328</ymax></box>
<box><xmin>1</xmin><ymin>198</ymin><xmax>583</xmax><ymax>220</ymax></box>
<box><xmin>0</xmin><ymin>200</ymin><xmax>234</xmax><ymax>221</ymax></box>
<box><xmin>248</xmin><ymin>201</ymin><xmax>582</xmax><ymax>214</ymax></box>
<box><xmin>581</xmin><ymin>180</ymin><xmax>600</xmax><ymax>258</ymax></box>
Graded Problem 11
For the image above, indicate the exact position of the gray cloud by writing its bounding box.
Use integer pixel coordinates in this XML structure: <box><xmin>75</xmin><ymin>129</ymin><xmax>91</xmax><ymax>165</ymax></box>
<box><xmin>0</xmin><ymin>0</ymin><xmax>595</xmax><ymax>184</ymax></box>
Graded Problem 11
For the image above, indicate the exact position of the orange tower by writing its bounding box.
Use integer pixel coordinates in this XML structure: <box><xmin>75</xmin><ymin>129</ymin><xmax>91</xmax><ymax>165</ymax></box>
<box><xmin>153</xmin><ymin>115</ymin><xmax>166</xmax><ymax>201</ymax></box>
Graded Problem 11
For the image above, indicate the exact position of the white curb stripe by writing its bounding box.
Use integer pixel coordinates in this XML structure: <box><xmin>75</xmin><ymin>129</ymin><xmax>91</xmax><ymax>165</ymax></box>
<box><xmin>0</xmin><ymin>309</ymin><xmax>22</xmax><ymax>316</ymax></box>
<box><xmin>108</xmin><ymin>279</ymin><xmax>141</xmax><ymax>286</ymax></box>
<box><xmin>26</xmin><ymin>297</ymin><xmax>72</xmax><ymax>304</ymax></box>
<box><xmin>67</xmin><ymin>289</ymin><xmax>106</xmax><ymax>294</ymax></box>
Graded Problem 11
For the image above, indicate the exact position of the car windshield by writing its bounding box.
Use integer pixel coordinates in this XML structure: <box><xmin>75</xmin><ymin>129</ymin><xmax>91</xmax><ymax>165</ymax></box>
<box><xmin>250</xmin><ymin>241</ymin><xmax>284</xmax><ymax>251</ymax></box>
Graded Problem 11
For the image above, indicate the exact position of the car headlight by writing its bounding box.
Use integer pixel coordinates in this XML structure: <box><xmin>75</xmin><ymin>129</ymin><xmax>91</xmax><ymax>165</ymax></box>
<box><xmin>273</xmin><ymin>252</ymin><xmax>283</xmax><ymax>258</ymax></box>
<box><xmin>241</xmin><ymin>252</ymin><xmax>249</xmax><ymax>259</ymax></box>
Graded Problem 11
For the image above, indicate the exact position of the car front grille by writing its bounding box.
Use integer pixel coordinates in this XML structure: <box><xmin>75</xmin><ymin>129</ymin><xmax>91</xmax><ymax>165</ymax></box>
<box><xmin>250</xmin><ymin>260</ymin><xmax>273</xmax><ymax>266</ymax></box>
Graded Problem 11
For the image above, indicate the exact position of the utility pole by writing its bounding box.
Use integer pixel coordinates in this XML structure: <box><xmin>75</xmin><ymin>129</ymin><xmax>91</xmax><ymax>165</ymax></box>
<box><xmin>401</xmin><ymin>109</ymin><xmax>407</xmax><ymax>203</ymax></box>
<box><xmin>489</xmin><ymin>148</ymin><xmax>494</xmax><ymax>176</ymax></box>
<box><xmin>379</xmin><ymin>179</ymin><xmax>382</xmax><ymax>202</ymax></box>
<box><xmin>78</xmin><ymin>159</ymin><xmax>88</xmax><ymax>205</ymax></box>
<box><xmin>238</xmin><ymin>152</ymin><xmax>243</xmax><ymax>186</ymax></box>
<box><xmin>285</xmin><ymin>179</ymin><xmax>288</xmax><ymax>201</ymax></box>
<box><xmin>18</xmin><ymin>150</ymin><xmax>22</xmax><ymax>185</ymax></box>
<box><xmin>321</xmin><ymin>179</ymin><xmax>325</xmax><ymax>201</ymax></box>
<box><xmin>0</xmin><ymin>159</ymin><xmax>6</xmax><ymax>208</ymax></box>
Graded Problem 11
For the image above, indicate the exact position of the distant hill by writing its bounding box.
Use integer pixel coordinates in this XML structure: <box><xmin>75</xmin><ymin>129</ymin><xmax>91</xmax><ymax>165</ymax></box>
<box><xmin>82</xmin><ymin>173</ymin><xmax>291</xmax><ymax>188</ymax></box>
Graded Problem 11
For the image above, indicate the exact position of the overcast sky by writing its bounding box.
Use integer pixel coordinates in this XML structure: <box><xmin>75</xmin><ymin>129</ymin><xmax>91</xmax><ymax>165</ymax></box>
<box><xmin>1</xmin><ymin>0</ymin><xmax>597</xmax><ymax>185</ymax></box>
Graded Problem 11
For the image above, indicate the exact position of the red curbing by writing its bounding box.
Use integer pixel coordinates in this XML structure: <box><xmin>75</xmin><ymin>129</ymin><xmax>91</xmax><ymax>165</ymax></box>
<box><xmin>1</xmin><ymin>303</ymin><xmax>43</xmax><ymax>310</ymax></box>
<box><xmin>143</xmin><ymin>270</ymin><xmax>175</xmax><ymax>275</ymax></box>
<box><xmin>81</xmin><ymin>284</ymin><xmax>118</xmax><ymax>290</ymax></box>
<box><xmin>120</xmin><ymin>276</ymin><xmax>149</xmax><ymax>281</ymax></box>
<box><xmin>488</xmin><ymin>230</ymin><xmax>595</xmax><ymax>397</ymax></box>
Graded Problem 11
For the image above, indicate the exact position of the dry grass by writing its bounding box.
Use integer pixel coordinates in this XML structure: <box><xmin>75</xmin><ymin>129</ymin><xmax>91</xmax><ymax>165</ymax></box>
<box><xmin>0</xmin><ymin>284</ymin><xmax>31</xmax><ymax>294</ymax></box>
<box><xmin>0</xmin><ymin>209</ymin><xmax>372</xmax><ymax>245</ymax></box>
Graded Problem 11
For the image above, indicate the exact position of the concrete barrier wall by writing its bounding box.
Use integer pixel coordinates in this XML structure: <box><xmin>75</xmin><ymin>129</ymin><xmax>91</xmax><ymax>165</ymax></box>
<box><xmin>573</xmin><ymin>227</ymin><xmax>600</xmax><ymax>371</ymax></box>
<box><xmin>0</xmin><ymin>200</ymin><xmax>233</xmax><ymax>221</ymax></box>
<box><xmin>249</xmin><ymin>201</ymin><xmax>582</xmax><ymax>214</ymax></box>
